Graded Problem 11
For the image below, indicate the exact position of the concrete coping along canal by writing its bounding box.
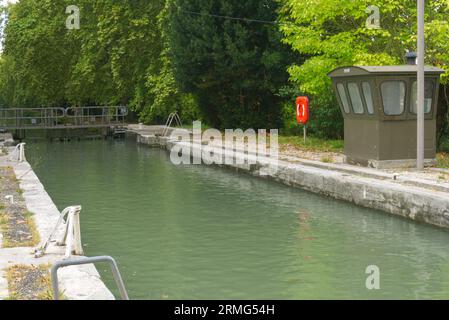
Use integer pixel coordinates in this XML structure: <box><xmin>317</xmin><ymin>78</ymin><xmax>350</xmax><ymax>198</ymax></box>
<box><xmin>0</xmin><ymin>136</ymin><xmax>114</xmax><ymax>300</ymax></box>
<box><xmin>127</xmin><ymin>124</ymin><xmax>449</xmax><ymax>230</ymax></box>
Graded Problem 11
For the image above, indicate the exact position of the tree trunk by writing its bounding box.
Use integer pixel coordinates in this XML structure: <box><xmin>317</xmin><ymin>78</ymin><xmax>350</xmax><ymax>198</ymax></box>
<box><xmin>437</xmin><ymin>84</ymin><xmax>449</xmax><ymax>151</ymax></box>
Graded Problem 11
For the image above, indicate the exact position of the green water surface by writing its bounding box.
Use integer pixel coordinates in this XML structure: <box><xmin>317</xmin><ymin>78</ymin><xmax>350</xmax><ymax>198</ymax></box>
<box><xmin>26</xmin><ymin>140</ymin><xmax>449</xmax><ymax>299</ymax></box>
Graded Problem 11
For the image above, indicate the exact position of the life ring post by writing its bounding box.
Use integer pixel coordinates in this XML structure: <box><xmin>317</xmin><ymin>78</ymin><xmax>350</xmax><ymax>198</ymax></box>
<box><xmin>295</xmin><ymin>96</ymin><xmax>310</xmax><ymax>144</ymax></box>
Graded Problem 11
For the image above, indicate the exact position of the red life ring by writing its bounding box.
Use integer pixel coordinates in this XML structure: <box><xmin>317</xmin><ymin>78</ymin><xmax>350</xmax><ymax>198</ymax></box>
<box><xmin>296</xmin><ymin>96</ymin><xmax>309</xmax><ymax>125</ymax></box>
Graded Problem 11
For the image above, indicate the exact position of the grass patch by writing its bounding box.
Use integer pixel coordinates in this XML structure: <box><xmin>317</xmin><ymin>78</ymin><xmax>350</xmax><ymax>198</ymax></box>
<box><xmin>167</xmin><ymin>125</ymin><xmax>344</xmax><ymax>153</ymax></box>
<box><xmin>0</xmin><ymin>212</ymin><xmax>12</xmax><ymax>248</ymax></box>
<box><xmin>437</xmin><ymin>153</ymin><xmax>449</xmax><ymax>169</ymax></box>
<box><xmin>24</xmin><ymin>211</ymin><xmax>41</xmax><ymax>247</ymax></box>
<box><xmin>0</xmin><ymin>165</ymin><xmax>40</xmax><ymax>248</ymax></box>
<box><xmin>6</xmin><ymin>264</ymin><xmax>55</xmax><ymax>300</ymax></box>
<box><xmin>320</xmin><ymin>156</ymin><xmax>334</xmax><ymax>163</ymax></box>
<box><xmin>0</xmin><ymin>212</ymin><xmax>8</xmax><ymax>247</ymax></box>
<box><xmin>278</xmin><ymin>135</ymin><xmax>344</xmax><ymax>153</ymax></box>
<box><xmin>0</xmin><ymin>212</ymin><xmax>7</xmax><ymax>233</ymax></box>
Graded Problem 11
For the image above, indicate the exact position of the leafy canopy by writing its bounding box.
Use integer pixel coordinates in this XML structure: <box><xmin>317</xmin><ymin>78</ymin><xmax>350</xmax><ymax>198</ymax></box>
<box><xmin>166</xmin><ymin>0</ymin><xmax>294</xmax><ymax>129</ymax></box>
<box><xmin>278</xmin><ymin>0</ymin><xmax>449</xmax><ymax>138</ymax></box>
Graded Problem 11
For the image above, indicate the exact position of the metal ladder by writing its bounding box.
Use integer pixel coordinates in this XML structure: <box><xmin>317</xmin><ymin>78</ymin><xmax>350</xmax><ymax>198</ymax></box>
<box><xmin>162</xmin><ymin>112</ymin><xmax>182</xmax><ymax>136</ymax></box>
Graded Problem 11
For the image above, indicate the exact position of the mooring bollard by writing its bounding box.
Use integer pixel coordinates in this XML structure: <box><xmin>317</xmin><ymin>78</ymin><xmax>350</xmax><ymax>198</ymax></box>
<box><xmin>18</xmin><ymin>142</ymin><xmax>26</xmax><ymax>162</ymax></box>
<box><xmin>8</xmin><ymin>142</ymin><xmax>26</xmax><ymax>163</ymax></box>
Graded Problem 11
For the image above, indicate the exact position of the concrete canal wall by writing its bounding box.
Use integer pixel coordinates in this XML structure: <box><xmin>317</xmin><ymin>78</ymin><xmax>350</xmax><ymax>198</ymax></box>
<box><xmin>128</xmin><ymin>125</ymin><xmax>449</xmax><ymax>230</ymax></box>
<box><xmin>0</xmin><ymin>139</ymin><xmax>114</xmax><ymax>300</ymax></box>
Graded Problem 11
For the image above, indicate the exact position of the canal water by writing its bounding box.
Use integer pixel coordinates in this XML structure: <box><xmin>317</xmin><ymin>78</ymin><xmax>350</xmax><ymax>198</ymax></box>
<box><xmin>27</xmin><ymin>140</ymin><xmax>449</xmax><ymax>299</ymax></box>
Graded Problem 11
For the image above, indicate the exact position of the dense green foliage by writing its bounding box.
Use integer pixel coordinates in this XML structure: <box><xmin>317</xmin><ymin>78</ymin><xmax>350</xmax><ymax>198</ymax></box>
<box><xmin>279</xmin><ymin>0</ymin><xmax>449</xmax><ymax>138</ymax></box>
<box><xmin>2</xmin><ymin>0</ymin><xmax>72</xmax><ymax>107</ymax></box>
<box><xmin>0</xmin><ymin>0</ymin><xmax>294</xmax><ymax>128</ymax></box>
<box><xmin>165</xmin><ymin>0</ymin><xmax>294</xmax><ymax>129</ymax></box>
<box><xmin>0</xmin><ymin>0</ymin><xmax>448</xmax><ymax>139</ymax></box>
<box><xmin>0</xmin><ymin>0</ymin><xmax>197</xmax><ymax>122</ymax></box>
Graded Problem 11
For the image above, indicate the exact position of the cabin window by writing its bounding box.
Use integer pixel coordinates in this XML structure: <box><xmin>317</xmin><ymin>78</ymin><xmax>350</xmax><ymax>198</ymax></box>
<box><xmin>362</xmin><ymin>82</ymin><xmax>374</xmax><ymax>114</ymax></box>
<box><xmin>381</xmin><ymin>81</ymin><xmax>406</xmax><ymax>115</ymax></box>
<box><xmin>410</xmin><ymin>80</ymin><xmax>434</xmax><ymax>114</ymax></box>
<box><xmin>337</xmin><ymin>83</ymin><xmax>350</xmax><ymax>113</ymax></box>
<box><xmin>348</xmin><ymin>83</ymin><xmax>365</xmax><ymax>114</ymax></box>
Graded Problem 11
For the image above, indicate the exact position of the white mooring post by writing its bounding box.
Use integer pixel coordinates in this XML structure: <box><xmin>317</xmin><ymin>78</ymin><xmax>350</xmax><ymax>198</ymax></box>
<box><xmin>59</xmin><ymin>206</ymin><xmax>84</xmax><ymax>259</ymax></box>
<box><xmin>72</xmin><ymin>209</ymin><xmax>83</xmax><ymax>255</ymax></box>
<box><xmin>19</xmin><ymin>143</ymin><xmax>26</xmax><ymax>162</ymax></box>
<box><xmin>64</xmin><ymin>211</ymin><xmax>75</xmax><ymax>258</ymax></box>
<box><xmin>5</xmin><ymin>195</ymin><xmax>14</xmax><ymax>204</ymax></box>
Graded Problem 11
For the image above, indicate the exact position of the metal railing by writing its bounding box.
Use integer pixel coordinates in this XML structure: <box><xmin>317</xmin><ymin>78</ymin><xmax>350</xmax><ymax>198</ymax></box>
<box><xmin>51</xmin><ymin>256</ymin><xmax>129</xmax><ymax>300</ymax></box>
<box><xmin>0</xmin><ymin>106</ymin><xmax>127</xmax><ymax>130</ymax></box>
<box><xmin>8</xmin><ymin>142</ymin><xmax>26</xmax><ymax>162</ymax></box>
<box><xmin>162</xmin><ymin>112</ymin><xmax>182</xmax><ymax>136</ymax></box>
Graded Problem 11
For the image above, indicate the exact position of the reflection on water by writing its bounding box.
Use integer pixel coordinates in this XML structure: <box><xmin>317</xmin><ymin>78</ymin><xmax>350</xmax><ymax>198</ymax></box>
<box><xmin>27</xmin><ymin>140</ymin><xmax>449</xmax><ymax>299</ymax></box>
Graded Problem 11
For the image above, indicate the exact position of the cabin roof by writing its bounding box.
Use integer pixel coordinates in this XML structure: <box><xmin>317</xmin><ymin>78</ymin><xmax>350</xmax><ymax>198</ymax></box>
<box><xmin>328</xmin><ymin>65</ymin><xmax>445</xmax><ymax>78</ymax></box>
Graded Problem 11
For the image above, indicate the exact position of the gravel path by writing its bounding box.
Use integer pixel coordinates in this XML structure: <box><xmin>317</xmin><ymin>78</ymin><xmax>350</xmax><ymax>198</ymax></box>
<box><xmin>6</xmin><ymin>264</ymin><xmax>52</xmax><ymax>300</ymax></box>
<box><xmin>0</xmin><ymin>167</ymin><xmax>38</xmax><ymax>247</ymax></box>
<box><xmin>279</xmin><ymin>144</ymin><xmax>344</xmax><ymax>163</ymax></box>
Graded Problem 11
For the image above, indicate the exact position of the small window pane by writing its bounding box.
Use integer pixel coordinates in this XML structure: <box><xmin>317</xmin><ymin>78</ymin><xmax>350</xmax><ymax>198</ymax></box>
<box><xmin>362</xmin><ymin>82</ymin><xmax>374</xmax><ymax>114</ymax></box>
<box><xmin>337</xmin><ymin>83</ymin><xmax>350</xmax><ymax>113</ymax></box>
<box><xmin>348</xmin><ymin>83</ymin><xmax>364</xmax><ymax>114</ymax></box>
<box><xmin>381</xmin><ymin>81</ymin><xmax>405</xmax><ymax>115</ymax></box>
<box><xmin>410</xmin><ymin>81</ymin><xmax>434</xmax><ymax>114</ymax></box>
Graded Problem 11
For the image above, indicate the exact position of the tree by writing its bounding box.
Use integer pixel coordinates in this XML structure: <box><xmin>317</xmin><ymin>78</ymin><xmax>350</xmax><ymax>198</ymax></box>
<box><xmin>62</xmin><ymin>0</ymin><xmax>168</xmax><ymax>111</ymax></box>
<box><xmin>133</xmin><ymin>1</ymin><xmax>199</xmax><ymax>124</ymax></box>
<box><xmin>166</xmin><ymin>0</ymin><xmax>294</xmax><ymax>129</ymax></box>
<box><xmin>279</xmin><ymin>0</ymin><xmax>449</xmax><ymax>139</ymax></box>
<box><xmin>1</xmin><ymin>0</ymin><xmax>75</xmax><ymax>107</ymax></box>
<box><xmin>0</xmin><ymin>0</ymin><xmax>197</xmax><ymax>123</ymax></box>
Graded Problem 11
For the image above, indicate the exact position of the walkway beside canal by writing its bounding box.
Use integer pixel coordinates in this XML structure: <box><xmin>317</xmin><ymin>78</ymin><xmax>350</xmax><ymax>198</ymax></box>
<box><xmin>127</xmin><ymin>124</ymin><xmax>449</xmax><ymax>229</ymax></box>
<box><xmin>0</xmin><ymin>135</ymin><xmax>114</xmax><ymax>300</ymax></box>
